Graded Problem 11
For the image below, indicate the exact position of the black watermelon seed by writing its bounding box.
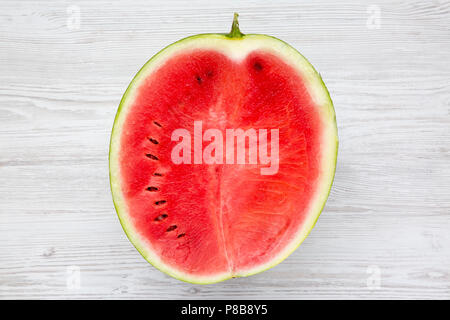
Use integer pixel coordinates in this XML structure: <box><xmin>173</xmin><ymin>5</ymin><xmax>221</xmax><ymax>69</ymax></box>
<box><xmin>146</xmin><ymin>153</ymin><xmax>159</xmax><ymax>160</ymax></box>
<box><xmin>254</xmin><ymin>62</ymin><xmax>263</xmax><ymax>71</ymax></box>
<box><xmin>154</xmin><ymin>214</ymin><xmax>168</xmax><ymax>221</ymax></box>
<box><xmin>166</xmin><ymin>225</ymin><xmax>177</xmax><ymax>232</ymax></box>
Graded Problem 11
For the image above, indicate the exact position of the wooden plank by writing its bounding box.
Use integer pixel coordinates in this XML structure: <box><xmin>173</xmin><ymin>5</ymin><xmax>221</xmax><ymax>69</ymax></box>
<box><xmin>0</xmin><ymin>0</ymin><xmax>449</xmax><ymax>299</ymax></box>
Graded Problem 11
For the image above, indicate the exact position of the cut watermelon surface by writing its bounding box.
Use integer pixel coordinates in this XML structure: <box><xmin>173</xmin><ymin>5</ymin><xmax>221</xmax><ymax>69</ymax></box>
<box><xmin>110</xmin><ymin>15</ymin><xmax>338</xmax><ymax>284</ymax></box>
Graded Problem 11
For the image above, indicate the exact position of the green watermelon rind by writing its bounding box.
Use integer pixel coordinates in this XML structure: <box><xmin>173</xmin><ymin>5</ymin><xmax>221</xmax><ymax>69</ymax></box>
<box><xmin>109</xmin><ymin>32</ymin><xmax>338</xmax><ymax>284</ymax></box>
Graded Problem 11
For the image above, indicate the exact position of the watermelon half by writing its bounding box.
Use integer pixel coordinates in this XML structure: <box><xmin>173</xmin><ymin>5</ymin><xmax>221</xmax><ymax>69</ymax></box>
<box><xmin>109</xmin><ymin>14</ymin><xmax>338</xmax><ymax>284</ymax></box>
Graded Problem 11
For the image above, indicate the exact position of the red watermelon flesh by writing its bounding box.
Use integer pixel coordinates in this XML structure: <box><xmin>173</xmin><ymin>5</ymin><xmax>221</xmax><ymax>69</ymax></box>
<box><xmin>119</xmin><ymin>50</ymin><xmax>323</xmax><ymax>276</ymax></box>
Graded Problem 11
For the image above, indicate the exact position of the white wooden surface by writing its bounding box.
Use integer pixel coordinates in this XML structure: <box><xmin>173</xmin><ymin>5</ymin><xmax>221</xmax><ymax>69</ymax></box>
<box><xmin>1</xmin><ymin>0</ymin><xmax>449</xmax><ymax>300</ymax></box>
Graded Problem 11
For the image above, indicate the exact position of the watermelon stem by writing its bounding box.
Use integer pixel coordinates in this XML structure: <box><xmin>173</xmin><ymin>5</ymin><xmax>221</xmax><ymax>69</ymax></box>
<box><xmin>227</xmin><ymin>13</ymin><xmax>244</xmax><ymax>38</ymax></box>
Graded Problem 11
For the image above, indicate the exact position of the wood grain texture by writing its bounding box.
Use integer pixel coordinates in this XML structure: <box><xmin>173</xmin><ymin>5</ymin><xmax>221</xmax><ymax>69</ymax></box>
<box><xmin>0</xmin><ymin>0</ymin><xmax>449</xmax><ymax>299</ymax></box>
